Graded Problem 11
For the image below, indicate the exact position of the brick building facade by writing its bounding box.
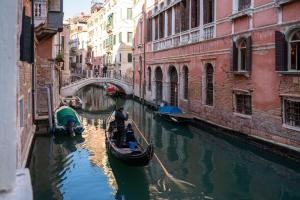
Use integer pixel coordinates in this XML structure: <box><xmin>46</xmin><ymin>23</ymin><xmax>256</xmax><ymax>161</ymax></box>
<box><xmin>16</xmin><ymin>0</ymin><xmax>35</xmax><ymax>168</ymax></box>
<box><xmin>133</xmin><ymin>0</ymin><xmax>300</xmax><ymax>149</ymax></box>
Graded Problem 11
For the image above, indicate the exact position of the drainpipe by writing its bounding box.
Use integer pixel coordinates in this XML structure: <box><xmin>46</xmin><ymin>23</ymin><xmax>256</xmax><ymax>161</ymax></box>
<box><xmin>142</xmin><ymin>1</ymin><xmax>147</xmax><ymax>105</ymax></box>
<box><xmin>31</xmin><ymin>0</ymin><xmax>36</xmax><ymax>122</ymax></box>
<box><xmin>133</xmin><ymin>57</ymin><xmax>135</xmax><ymax>98</ymax></box>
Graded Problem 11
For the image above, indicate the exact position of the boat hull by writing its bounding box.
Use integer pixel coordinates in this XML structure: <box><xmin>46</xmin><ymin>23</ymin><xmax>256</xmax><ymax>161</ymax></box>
<box><xmin>105</xmin><ymin>113</ymin><xmax>154</xmax><ymax>166</ymax></box>
<box><xmin>54</xmin><ymin>106</ymin><xmax>84</xmax><ymax>135</ymax></box>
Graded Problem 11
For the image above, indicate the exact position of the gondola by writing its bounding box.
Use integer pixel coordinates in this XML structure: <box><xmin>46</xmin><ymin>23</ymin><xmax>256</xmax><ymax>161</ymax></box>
<box><xmin>105</xmin><ymin>113</ymin><xmax>154</xmax><ymax>166</ymax></box>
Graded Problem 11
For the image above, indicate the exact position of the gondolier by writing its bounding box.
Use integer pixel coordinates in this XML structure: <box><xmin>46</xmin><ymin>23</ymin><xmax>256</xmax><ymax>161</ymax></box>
<box><xmin>115</xmin><ymin>106</ymin><xmax>128</xmax><ymax>147</ymax></box>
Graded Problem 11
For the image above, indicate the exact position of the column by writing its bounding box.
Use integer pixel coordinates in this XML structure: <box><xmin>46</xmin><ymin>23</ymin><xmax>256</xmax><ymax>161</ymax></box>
<box><xmin>0</xmin><ymin>0</ymin><xmax>17</xmax><ymax>191</ymax></box>
<box><xmin>164</xmin><ymin>11</ymin><xmax>168</xmax><ymax>38</ymax></box>
<box><xmin>172</xmin><ymin>7</ymin><xmax>175</xmax><ymax>35</ymax></box>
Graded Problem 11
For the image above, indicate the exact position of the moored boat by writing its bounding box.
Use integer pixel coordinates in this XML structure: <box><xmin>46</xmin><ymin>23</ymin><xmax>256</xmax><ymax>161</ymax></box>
<box><xmin>61</xmin><ymin>96</ymin><xmax>82</xmax><ymax>109</ymax></box>
<box><xmin>154</xmin><ymin>106</ymin><xmax>194</xmax><ymax>124</ymax></box>
<box><xmin>54</xmin><ymin>106</ymin><xmax>84</xmax><ymax>135</ymax></box>
<box><xmin>105</xmin><ymin>113</ymin><xmax>154</xmax><ymax>166</ymax></box>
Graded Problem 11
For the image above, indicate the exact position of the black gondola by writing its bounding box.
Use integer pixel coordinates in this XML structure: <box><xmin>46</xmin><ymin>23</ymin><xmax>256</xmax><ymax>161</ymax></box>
<box><xmin>105</xmin><ymin>113</ymin><xmax>154</xmax><ymax>166</ymax></box>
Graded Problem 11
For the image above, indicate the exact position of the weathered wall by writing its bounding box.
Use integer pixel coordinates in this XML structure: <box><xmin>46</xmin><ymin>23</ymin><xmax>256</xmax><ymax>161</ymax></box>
<box><xmin>134</xmin><ymin>0</ymin><xmax>300</xmax><ymax>149</ymax></box>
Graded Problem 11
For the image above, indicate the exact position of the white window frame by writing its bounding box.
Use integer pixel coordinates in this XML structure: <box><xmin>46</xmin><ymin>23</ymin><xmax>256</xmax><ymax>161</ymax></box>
<box><xmin>282</xmin><ymin>97</ymin><xmax>300</xmax><ymax>131</ymax></box>
<box><xmin>238</xmin><ymin>39</ymin><xmax>248</xmax><ymax>72</ymax></box>
<box><xmin>288</xmin><ymin>29</ymin><xmax>300</xmax><ymax>72</ymax></box>
<box><xmin>34</xmin><ymin>3</ymin><xmax>42</xmax><ymax>17</ymax></box>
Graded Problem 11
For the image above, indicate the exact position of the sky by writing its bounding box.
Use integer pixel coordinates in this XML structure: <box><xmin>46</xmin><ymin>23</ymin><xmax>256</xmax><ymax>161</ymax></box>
<box><xmin>64</xmin><ymin>0</ymin><xmax>92</xmax><ymax>19</ymax></box>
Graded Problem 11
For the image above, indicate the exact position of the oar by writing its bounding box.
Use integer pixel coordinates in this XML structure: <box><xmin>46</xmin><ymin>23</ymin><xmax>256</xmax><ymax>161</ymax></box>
<box><xmin>131</xmin><ymin>120</ymin><xmax>195</xmax><ymax>190</ymax></box>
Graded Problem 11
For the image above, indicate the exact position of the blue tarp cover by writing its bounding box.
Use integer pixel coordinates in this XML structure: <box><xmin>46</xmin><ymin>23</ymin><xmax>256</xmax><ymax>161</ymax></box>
<box><xmin>159</xmin><ymin>106</ymin><xmax>182</xmax><ymax>114</ymax></box>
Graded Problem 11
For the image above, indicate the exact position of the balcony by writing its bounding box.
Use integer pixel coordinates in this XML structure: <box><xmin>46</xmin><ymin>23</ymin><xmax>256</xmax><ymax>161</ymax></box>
<box><xmin>153</xmin><ymin>24</ymin><xmax>215</xmax><ymax>51</ymax></box>
<box><xmin>47</xmin><ymin>11</ymin><xmax>63</xmax><ymax>31</ymax></box>
<box><xmin>35</xmin><ymin>0</ymin><xmax>63</xmax><ymax>41</ymax></box>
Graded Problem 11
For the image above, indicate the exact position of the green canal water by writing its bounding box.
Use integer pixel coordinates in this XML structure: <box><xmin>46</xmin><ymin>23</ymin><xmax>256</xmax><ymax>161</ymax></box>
<box><xmin>29</xmin><ymin>85</ymin><xmax>300</xmax><ymax>200</ymax></box>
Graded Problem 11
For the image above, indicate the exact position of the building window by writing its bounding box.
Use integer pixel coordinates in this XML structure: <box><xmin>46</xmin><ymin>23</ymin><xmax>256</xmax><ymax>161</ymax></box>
<box><xmin>283</xmin><ymin>98</ymin><xmax>300</xmax><ymax>128</ymax></box>
<box><xmin>203</xmin><ymin>0</ymin><xmax>214</xmax><ymax>24</ymax></box>
<box><xmin>290</xmin><ymin>30</ymin><xmax>300</xmax><ymax>71</ymax></box>
<box><xmin>205</xmin><ymin>63</ymin><xmax>214</xmax><ymax>106</ymax></box>
<box><xmin>119</xmin><ymin>53</ymin><xmax>122</xmax><ymax>62</ymax></box>
<box><xmin>147</xmin><ymin>18</ymin><xmax>152</xmax><ymax>42</ymax></box>
<box><xmin>28</xmin><ymin>91</ymin><xmax>31</xmax><ymax>116</ymax></box>
<box><xmin>80</xmin><ymin>55</ymin><xmax>82</xmax><ymax>63</ymax></box>
<box><xmin>183</xmin><ymin>66</ymin><xmax>189</xmax><ymax>100</ymax></box>
<box><xmin>127</xmin><ymin>32</ymin><xmax>133</xmax><ymax>43</ymax></box>
<box><xmin>174</xmin><ymin>4</ymin><xmax>181</xmax><ymax>34</ymax></box>
<box><xmin>191</xmin><ymin>0</ymin><xmax>200</xmax><ymax>28</ymax></box>
<box><xmin>239</xmin><ymin>39</ymin><xmax>247</xmax><ymax>71</ymax></box>
<box><xmin>235</xmin><ymin>94</ymin><xmax>252</xmax><ymax>115</ymax></box>
<box><xmin>119</xmin><ymin>32</ymin><xmax>122</xmax><ymax>43</ymax></box>
<box><xmin>233</xmin><ymin>37</ymin><xmax>252</xmax><ymax>72</ymax></box>
<box><xmin>159</xmin><ymin>12</ymin><xmax>165</xmax><ymax>38</ymax></box>
<box><xmin>180</xmin><ymin>0</ymin><xmax>189</xmax><ymax>32</ymax></box>
<box><xmin>19</xmin><ymin>98</ymin><xmax>24</xmax><ymax>128</ymax></box>
<box><xmin>128</xmin><ymin>53</ymin><xmax>132</xmax><ymax>63</ymax></box>
<box><xmin>238</xmin><ymin>0</ymin><xmax>251</xmax><ymax>11</ymax></box>
<box><xmin>127</xmin><ymin>8</ymin><xmax>132</xmax><ymax>20</ymax></box>
<box><xmin>113</xmin><ymin>35</ymin><xmax>116</xmax><ymax>45</ymax></box>
<box><xmin>148</xmin><ymin>67</ymin><xmax>152</xmax><ymax>91</ymax></box>
<box><xmin>167</xmin><ymin>9</ymin><xmax>172</xmax><ymax>36</ymax></box>
<box><xmin>34</xmin><ymin>3</ymin><xmax>42</xmax><ymax>17</ymax></box>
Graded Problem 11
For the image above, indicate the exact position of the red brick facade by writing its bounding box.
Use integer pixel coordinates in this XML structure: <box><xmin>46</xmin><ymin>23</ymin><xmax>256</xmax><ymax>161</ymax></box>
<box><xmin>133</xmin><ymin>0</ymin><xmax>300</xmax><ymax>149</ymax></box>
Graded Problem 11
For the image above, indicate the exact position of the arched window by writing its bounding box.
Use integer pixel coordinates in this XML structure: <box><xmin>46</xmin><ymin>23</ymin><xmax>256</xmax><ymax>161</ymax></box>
<box><xmin>206</xmin><ymin>63</ymin><xmax>214</xmax><ymax>106</ymax></box>
<box><xmin>182</xmin><ymin>66</ymin><xmax>189</xmax><ymax>100</ymax></box>
<box><xmin>238</xmin><ymin>39</ymin><xmax>247</xmax><ymax>71</ymax></box>
<box><xmin>290</xmin><ymin>30</ymin><xmax>300</xmax><ymax>71</ymax></box>
<box><xmin>169</xmin><ymin>66</ymin><xmax>179</xmax><ymax>106</ymax></box>
<box><xmin>147</xmin><ymin>67</ymin><xmax>152</xmax><ymax>91</ymax></box>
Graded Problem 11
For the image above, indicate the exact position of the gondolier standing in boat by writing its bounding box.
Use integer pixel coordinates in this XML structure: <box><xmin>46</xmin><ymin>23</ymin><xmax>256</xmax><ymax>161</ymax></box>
<box><xmin>115</xmin><ymin>106</ymin><xmax>129</xmax><ymax>147</ymax></box>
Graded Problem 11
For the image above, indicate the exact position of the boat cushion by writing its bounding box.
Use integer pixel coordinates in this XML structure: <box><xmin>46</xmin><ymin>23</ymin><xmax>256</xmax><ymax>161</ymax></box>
<box><xmin>159</xmin><ymin>106</ymin><xmax>183</xmax><ymax>114</ymax></box>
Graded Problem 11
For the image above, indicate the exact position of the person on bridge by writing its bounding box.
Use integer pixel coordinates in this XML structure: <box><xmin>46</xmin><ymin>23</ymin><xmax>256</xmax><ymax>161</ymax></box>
<box><xmin>115</xmin><ymin>106</ymin><xmax>128</xmax><ymax>147</ymax></box>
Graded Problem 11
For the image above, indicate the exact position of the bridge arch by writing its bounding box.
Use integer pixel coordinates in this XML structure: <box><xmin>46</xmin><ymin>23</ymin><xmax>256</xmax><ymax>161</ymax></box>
<box><xmin>61</xmin><ymin>77</ymin><xmax>133</xmax><ymax>97</ymax></box>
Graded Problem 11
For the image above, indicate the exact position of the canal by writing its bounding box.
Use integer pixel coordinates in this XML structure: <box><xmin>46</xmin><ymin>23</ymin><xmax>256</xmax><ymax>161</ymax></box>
<box><xmin>29</xmin><ymin>85</ymin><xmax>300</xmax><ymax>200</ymax></box>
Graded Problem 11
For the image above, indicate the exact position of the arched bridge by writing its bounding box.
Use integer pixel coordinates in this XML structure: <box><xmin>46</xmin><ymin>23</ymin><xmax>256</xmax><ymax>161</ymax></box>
<box><xmin>61</xmin><ymin>75</ymin><xmax>133</xmax><ymax>97</ymax></box>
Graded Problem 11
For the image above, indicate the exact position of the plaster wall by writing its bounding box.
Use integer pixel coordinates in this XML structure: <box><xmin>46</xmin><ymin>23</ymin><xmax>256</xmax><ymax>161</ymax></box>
<box><xmin>0</xmin><ymin>0</ymin><xmax>18</xmax><ymax>191</ymax></box>
<box><xmin>133</xmin><ymin>0</ymin><xmax>300</xmax><ymax>149</ymax></box>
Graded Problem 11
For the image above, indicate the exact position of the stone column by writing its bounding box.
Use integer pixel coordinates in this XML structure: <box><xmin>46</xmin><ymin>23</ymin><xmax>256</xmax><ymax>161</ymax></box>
<box><xmin>172</xmin><ymin>7</ymin><xmax>175</xmax><ymax>35</ymax></box>
<box><xmin>0</xmin><ymin>0</ymin><xmax>17</xmax><ymax>191</ymax></box>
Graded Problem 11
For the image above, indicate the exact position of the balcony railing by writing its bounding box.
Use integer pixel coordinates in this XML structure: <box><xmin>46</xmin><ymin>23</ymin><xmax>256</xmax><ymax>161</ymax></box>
<box><xmin>47</xmin><ymin>11</ymin><xmax>63</xmax><ymax>31</ymax></box>
<box><xmin>153</xmin><ymin>24</ymin><xmax>215</xmax><ymax>51</ymax></box>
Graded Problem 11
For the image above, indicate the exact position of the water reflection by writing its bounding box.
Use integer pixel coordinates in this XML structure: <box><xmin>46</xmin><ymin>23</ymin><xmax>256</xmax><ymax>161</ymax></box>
<box><xmin>30</xmin><ymin>86</ymin><xmax>300</xmax><ymax>200</ymax></box>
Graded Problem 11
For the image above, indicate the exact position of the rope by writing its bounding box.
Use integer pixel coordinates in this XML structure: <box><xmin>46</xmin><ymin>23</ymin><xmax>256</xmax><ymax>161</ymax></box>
<box><xmin>131</xmin><ymin>119</ymin><xmax>195</xmax><ymax>189</ymax></box>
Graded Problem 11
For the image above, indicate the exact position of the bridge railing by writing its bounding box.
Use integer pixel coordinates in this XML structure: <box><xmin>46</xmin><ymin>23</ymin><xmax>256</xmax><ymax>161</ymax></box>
<box><xmin>62</xmin><ymin>70</ymin><xmax>133</xmax><ymax>87</ymax></box>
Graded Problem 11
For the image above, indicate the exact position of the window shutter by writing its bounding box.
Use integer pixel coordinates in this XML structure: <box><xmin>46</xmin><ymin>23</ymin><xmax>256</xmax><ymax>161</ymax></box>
<box><xmin>246</xmin><ymin>36</ymin><xmax>252</xmax><ymax>71</ymax></box>
<box><xmin>275</xmin><ymin>31</ymin><xmax>288</xmax><ymax>71</ymax></box>
<box><xmin>232</xmin><ymin>41</ymin><xmax>238</xmax><ymax>71</ymax></box>
<box><xmin>20</xmin><ymin>8</ymin><xmax>33</xmax><ymax>63</ymax></box>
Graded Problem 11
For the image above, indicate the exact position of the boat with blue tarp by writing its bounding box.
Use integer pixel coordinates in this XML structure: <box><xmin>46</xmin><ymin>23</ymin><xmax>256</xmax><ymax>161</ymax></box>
<box><xmin>154</xmin><ymin>106</ymin><xmax>194</xmax><ymax>124</ymax></box>
<box><xmin>53</xmin><ymin>106</ymin><xmax>84</xmax><ymax>135</ymax></box>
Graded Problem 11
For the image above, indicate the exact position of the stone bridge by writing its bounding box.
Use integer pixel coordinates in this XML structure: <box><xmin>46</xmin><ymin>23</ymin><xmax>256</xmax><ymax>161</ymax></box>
<box><xmin>61</xmin><ymin>76</ymin><xmax>133</xmax><ymax>97</ymax></box>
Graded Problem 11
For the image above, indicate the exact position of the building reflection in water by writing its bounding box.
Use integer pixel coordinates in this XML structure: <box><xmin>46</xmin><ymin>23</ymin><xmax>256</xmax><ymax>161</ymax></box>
<box><xmin>30</xmin><ymin>85</ymin><xmax>300</xmax><ymax>200</ymax></box>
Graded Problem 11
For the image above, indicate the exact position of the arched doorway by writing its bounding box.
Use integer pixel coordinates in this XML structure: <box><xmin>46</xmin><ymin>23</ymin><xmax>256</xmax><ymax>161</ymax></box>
<box><xmin>155</xmin><ymin>67</ymin><xmax>163</xmax><ymax>103</ymax></box>
<box><xmin>169</xmin><ymin>66</ymin><xmax>178</xmax><ymax>106</ymax></box>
